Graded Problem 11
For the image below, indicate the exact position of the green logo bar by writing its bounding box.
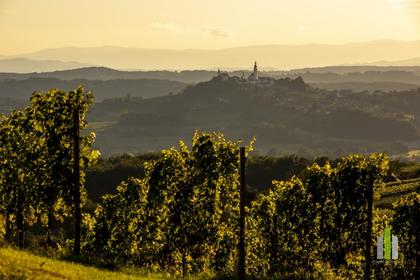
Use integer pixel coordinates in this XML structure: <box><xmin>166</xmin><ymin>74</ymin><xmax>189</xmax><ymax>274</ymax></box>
<box><xmin>384</xmin><ymin>227</ymin><xmax>391</xmax><ymax>260</ymax></box>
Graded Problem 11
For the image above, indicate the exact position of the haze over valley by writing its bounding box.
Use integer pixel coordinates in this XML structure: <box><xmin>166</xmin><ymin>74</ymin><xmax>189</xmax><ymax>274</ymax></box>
<box><xmin>2</xmin><ymin>0</ymin><xmax>420</xmax><ymax>158</ymax></box>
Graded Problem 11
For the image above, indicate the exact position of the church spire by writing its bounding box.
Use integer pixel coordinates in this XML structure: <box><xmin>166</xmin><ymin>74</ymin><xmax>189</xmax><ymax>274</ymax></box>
<box><xmin>253</xmin><ymin>61</ymin><xmax>258</xmax><ymax>80</ymax></box>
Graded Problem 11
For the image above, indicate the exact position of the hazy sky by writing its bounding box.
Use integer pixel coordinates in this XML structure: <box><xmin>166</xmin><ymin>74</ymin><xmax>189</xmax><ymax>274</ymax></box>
<box><xmin>1</xmin><ymin>0</ymin><xmax>420</xmax><ymax>55</ymax></box>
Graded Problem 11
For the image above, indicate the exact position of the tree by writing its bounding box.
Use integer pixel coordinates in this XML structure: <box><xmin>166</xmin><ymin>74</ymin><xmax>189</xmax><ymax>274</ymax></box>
<box><xmin>88</xmin><ymin>178</ymin><xmax>149</xmax><ymax>265</ymax></box>
<box><xmin>0</xmin><ymin>110</ymin><xmax>43</xmax><ymax>247</ymax></box>
<box><xmin>305</xmin><ymin>154</ymin><xmax>389</xmax><ymax>268</ymax></box>
<box><xmin>145</xmin><ymin>132</ymin><xmax>252</xmax><ymax>275</ymax></box>
<box><xmin>89</xmin><ymin>131</ymin><xmax>254</xmax><ymax>275</ymax></box>
<box><xmin>246</xmin><ymin>154</ymin><xmax>389</xmax><ymax>278</ymax></box>
<box><xmin>392</xmin><ymin>193</ymin><xmax>420</xmax><ymax>279</ymax></box>
<box><xmin>0</xmin><ymin>87</ymin><xmax>99</xmax><ymax>249</ymax></box>
<box><xmin>246</xmin><ymin>177</ymin><xmax>319</xmax><ymax>278</ymax></box>
<box><xmin>29</xmin><ymin>87</ymin><xmax>99</xmax><ymax>249</ymax></box>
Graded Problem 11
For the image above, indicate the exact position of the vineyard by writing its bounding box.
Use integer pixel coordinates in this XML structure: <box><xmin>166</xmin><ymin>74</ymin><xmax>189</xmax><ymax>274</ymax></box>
<box><xmin>376</xmin><ymin>179</ymin><xmax>420</xmax><ymax>209</ymax></box>
<box><xmin>0</xmin><ymin>88</ymin><xmax>418</xmax><ymax>279</ymax></box>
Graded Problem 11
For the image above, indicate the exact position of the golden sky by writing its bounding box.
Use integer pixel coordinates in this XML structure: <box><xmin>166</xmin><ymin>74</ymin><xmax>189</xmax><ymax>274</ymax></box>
<box><xmin>0</xmin><ymin>0</ymin><xmax>419</xmax><ymax>55</ymax></box>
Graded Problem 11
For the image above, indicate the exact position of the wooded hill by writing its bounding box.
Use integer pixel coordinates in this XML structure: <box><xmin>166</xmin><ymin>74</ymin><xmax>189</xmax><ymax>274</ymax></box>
<box><xmin>87</xmin><ymin>75</ymin><xmax>420</xmax><ymax>156</ymax></box>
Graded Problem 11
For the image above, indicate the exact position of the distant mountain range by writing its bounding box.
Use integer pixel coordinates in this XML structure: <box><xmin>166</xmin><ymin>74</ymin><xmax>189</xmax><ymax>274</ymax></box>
<box><xmin>368</xmin><ymin>57</ymin><xmax>420</xmax><ymax>67</ymax></box>
<box><xmin>2</xmin><ymin>40</ymin><xmax>420</xmax><ymax>71</ymax></box>
<box><xmin>0</xmin><ymin>58</ymin><xmax>93</xmax><ymax>73</ymax></box>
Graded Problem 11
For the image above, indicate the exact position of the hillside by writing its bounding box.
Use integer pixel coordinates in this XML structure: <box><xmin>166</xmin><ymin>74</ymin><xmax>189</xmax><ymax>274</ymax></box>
<box><xmin>0</xmin><ymin>78</ymin><xmax>188</xmax><ymax>102</ymax></box>
<box><xmin>310</xmin><ymin>82</ymin><xmax>420</xmax><ymax>92</ymax></box>
<box><xmin>2</xmin><ymin>69</ymin><xmax>420</xmax><ymax>156</ymax></box>
<box><xmin>0</xmin><ymin>247</ymin><xmax>167</xmax><ymax>280</ymax></box>
<box><xmin>289</xmin><ymin>65</ymin><xmax>420</xmax><ymax>75</ymax></box>
<box><xmin>288</xmin><ymin>70</ymin><xmax>420</xmax><ymax>85</ymax></box>
<box><xmin>376</xmin><ymin>178</ymin><xmax>420</xmax><ymax>208</ymax></box>
<box><xmin>86</xmin><ymin>75</ymin><xmax>420</xmax><ymax>156</ymax></box>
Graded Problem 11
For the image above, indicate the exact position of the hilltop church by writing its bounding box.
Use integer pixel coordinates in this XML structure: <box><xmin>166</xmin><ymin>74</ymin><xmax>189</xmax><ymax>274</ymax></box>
<box><xmin>247</xmin><ymin>61</ymin><xmax>259</xmax><ymax>81</ymax></box>
<box><xmin>216</xmin><ymin>61</ymin><xmax>274</xmax><ymax>86</ymax></box>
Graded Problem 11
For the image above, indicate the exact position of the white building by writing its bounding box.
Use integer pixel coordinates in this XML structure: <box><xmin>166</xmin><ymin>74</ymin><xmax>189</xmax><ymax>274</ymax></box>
<box><xmin>247</xmin><ymin>61</ymin><xmax>259</xmax><ymax>81</ymax></box>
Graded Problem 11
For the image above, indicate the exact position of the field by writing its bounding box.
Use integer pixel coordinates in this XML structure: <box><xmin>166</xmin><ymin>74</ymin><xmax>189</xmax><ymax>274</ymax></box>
<box><xmin>0</xmin><ymin>247</ymin><xmax>170</xmax><ymax>280</ymax></box>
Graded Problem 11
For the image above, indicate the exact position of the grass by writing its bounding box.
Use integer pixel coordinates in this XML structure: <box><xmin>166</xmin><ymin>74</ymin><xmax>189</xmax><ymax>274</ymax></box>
<box><xmin>0</xmin><ymin>247</ymin><xmax>171</xmax><ymax>280</ymax></box>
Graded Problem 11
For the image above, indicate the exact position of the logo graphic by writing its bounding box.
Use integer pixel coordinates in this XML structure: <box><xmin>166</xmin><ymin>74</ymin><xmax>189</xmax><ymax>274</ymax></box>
<box><xmin>377</xmin><ymin>227</ymin><xmax>398</xmax><ymax>260</ymax></box>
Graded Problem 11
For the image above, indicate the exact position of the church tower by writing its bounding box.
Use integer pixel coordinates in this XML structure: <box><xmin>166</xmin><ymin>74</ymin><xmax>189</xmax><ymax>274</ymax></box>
<box><xmin>253</xmin><ymin>61</ymin><xmax>258</xmax><ymax>80</ymax></box>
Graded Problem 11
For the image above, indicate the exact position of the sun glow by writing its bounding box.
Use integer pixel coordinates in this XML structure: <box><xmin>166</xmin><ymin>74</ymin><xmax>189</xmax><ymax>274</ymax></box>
<box><xmin>0</xmin><ymin>0</ymin><xmax>419</xmax><ymax>55</ymax></box>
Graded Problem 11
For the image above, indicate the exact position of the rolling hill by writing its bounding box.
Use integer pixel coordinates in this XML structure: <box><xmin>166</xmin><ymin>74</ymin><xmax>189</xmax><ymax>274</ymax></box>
<box><xmin>2</xmin><ymin>67</ymin><xmax>420</xmax><ymax>156</ymax></box>
<box><xmin>0</xmin><ymin>67</ymin><xmax>216</xmax><ymax>83</ymax></box>
<box><xmin>85</xmin><ymin>75</ymin><xmax>420</xmax><ymax>156</ymax></box>
<box><xmin>0</xmin><ymin>77</ymin><xmax>188</xmax><ymax>102</ymax></box>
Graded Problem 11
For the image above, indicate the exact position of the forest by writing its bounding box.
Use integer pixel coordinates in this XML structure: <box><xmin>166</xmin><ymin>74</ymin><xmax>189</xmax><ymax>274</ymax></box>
<box><xmin>0</xmin><ymin>87</ymin><xmax>418</xmax><ymax>279</ymax></box>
